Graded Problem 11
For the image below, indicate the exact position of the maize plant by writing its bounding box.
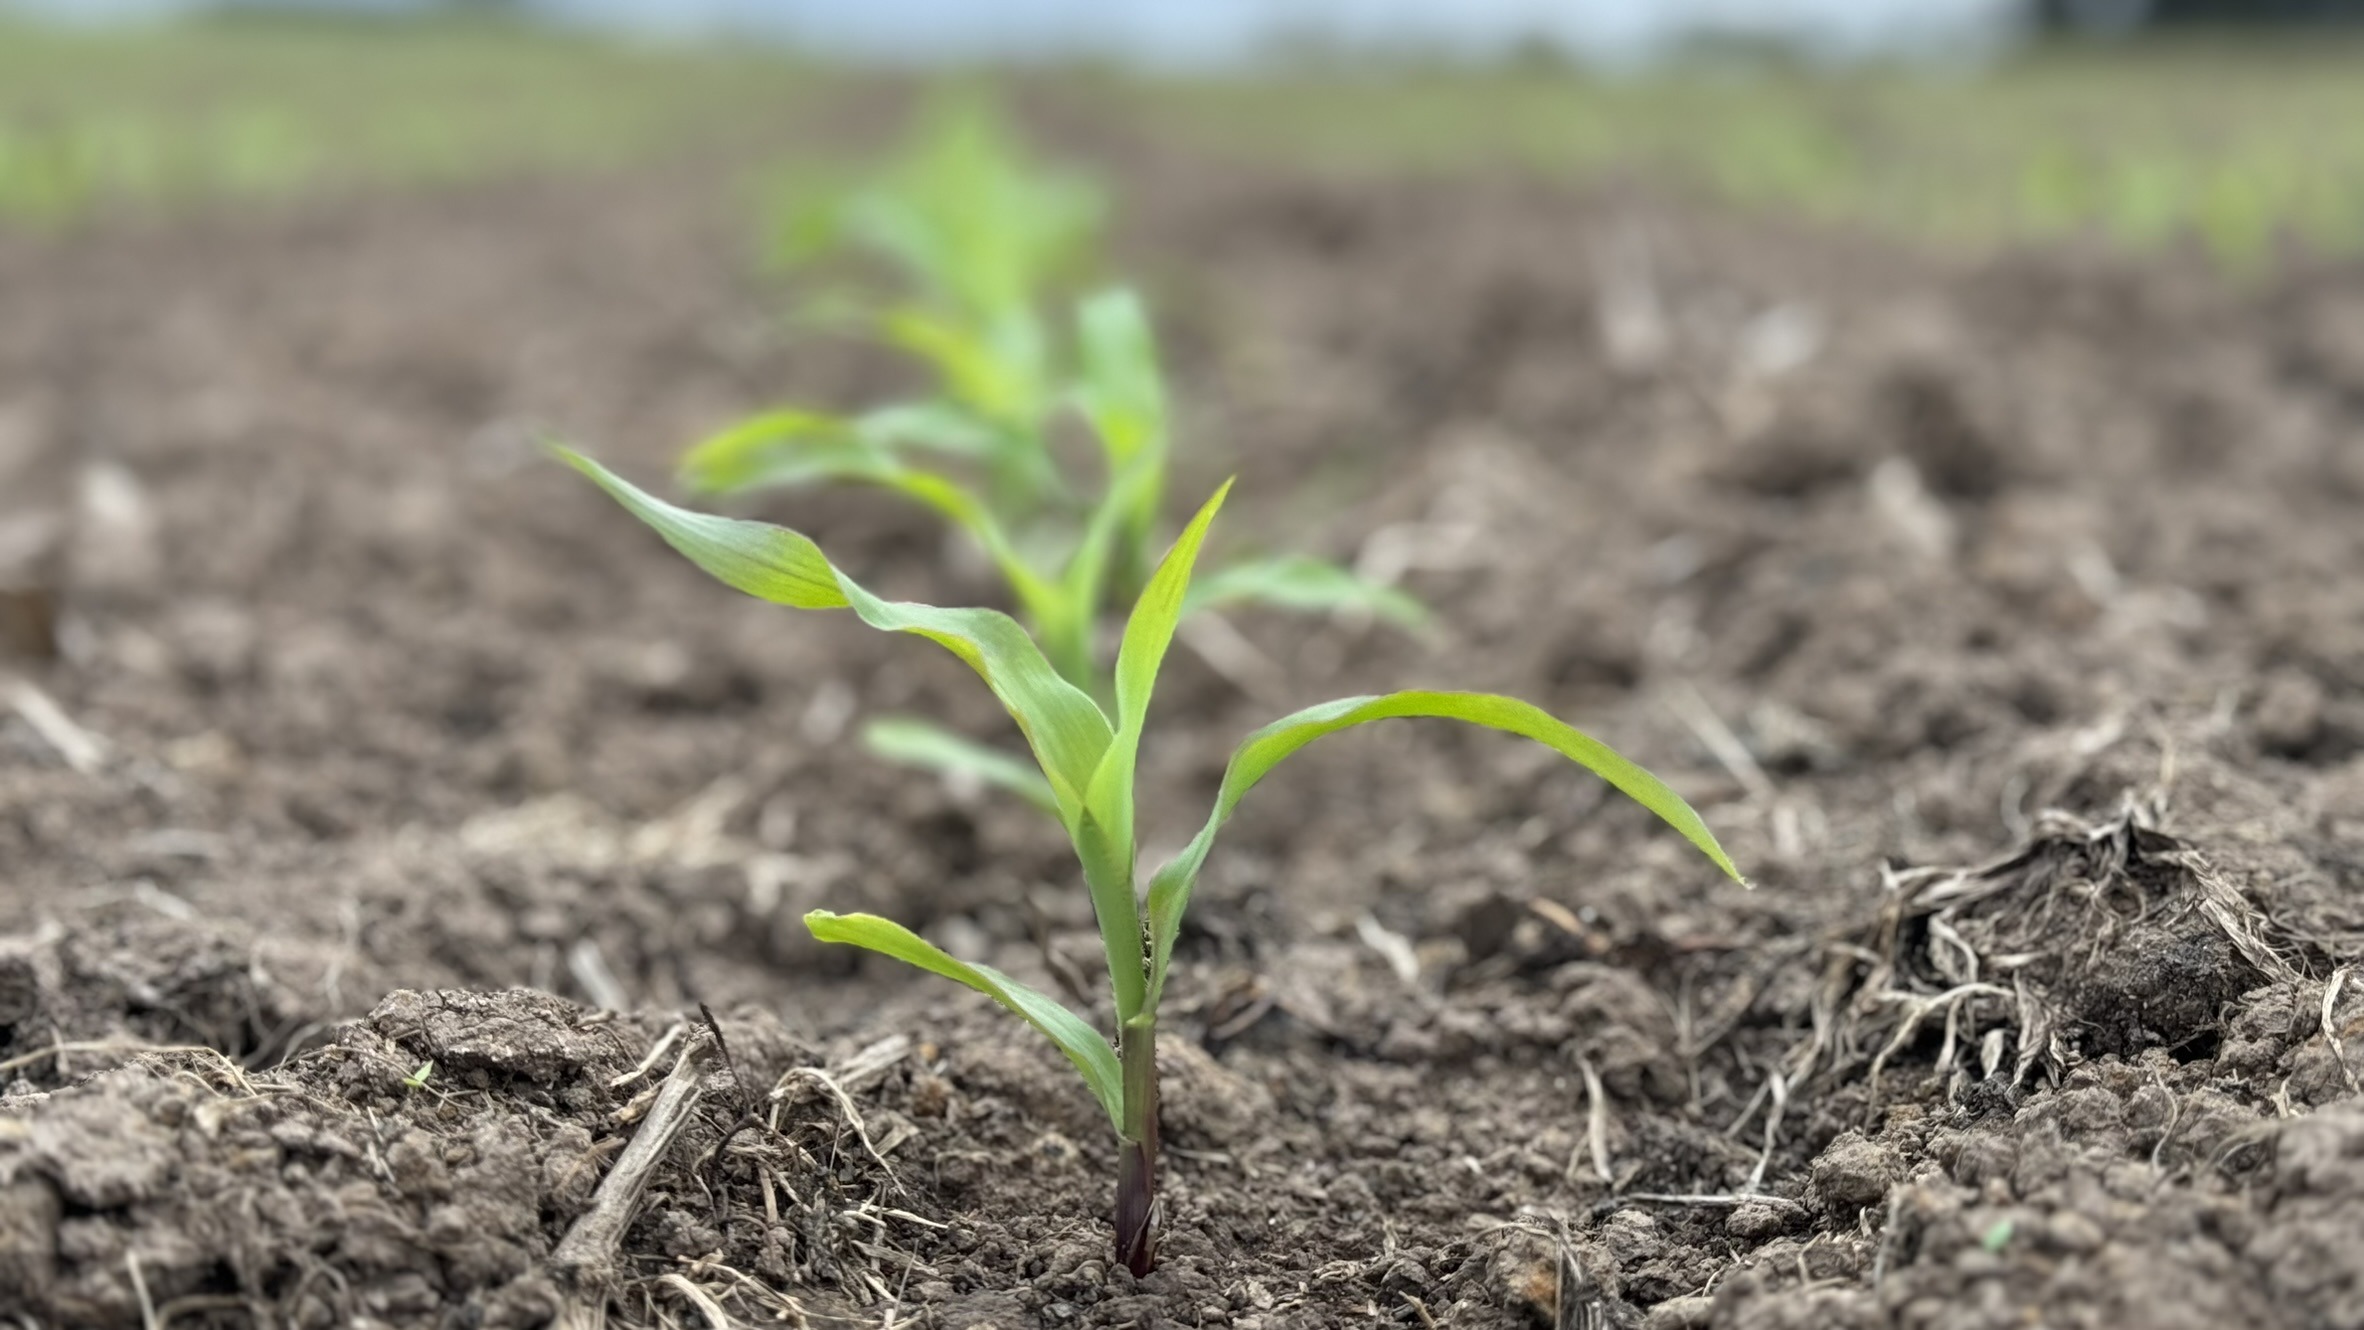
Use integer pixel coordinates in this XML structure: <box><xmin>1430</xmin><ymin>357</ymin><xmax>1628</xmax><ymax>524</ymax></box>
<box><xmin>686</xmin><ymin>99</ymin><xmax>1422</xmax><ymax>807</ymax></box>
<box><xmin>559</xmin><ymin>447</ymin><xmax>1745</xmax><ymax>1276</ymax></box>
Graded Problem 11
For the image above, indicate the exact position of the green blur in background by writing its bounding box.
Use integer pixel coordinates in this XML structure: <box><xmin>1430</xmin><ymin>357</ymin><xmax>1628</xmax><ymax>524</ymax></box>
<box><xmin>0</xmin><ymin>14</ymin><xmax>808</xmax><ymax>227</ymax></box>
<box><xmin>3</xmin><ymin>12</ymin><xmax>2362</xmax><ymax>273</ymax></box>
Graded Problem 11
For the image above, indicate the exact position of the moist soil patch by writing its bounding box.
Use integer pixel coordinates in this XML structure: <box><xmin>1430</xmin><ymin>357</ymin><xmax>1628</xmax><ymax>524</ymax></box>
<box><xmin>3</xmin><ymin>135</ymin><xmax>2364</xmax><ymax>1328</ymax></box>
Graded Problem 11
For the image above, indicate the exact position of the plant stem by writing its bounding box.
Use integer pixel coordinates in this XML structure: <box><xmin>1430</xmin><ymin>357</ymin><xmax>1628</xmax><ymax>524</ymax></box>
<box><xmin>1114</xmin><ymin>1015</ymin><xmax>1160</xmax><ymax>1277</ymax></box>
<box><xmin>1077</xmin><ymin>834</ymin><xmax>1146</xmax><ymax>1025</ymax></box>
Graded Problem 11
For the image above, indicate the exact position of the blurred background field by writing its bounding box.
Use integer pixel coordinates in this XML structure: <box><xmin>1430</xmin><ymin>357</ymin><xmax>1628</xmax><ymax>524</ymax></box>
<box><xmin>0</xmin><ymin>14</ymin><xmax>812</xmax><ymax>226</ymax></box>
<box><xmin>1141</xmin><ymin>44</ymin><xmax>2364</xmax><ymax>270</ymax></box>
<box><xmin>3</xmin><ymin>3</ymin><xmax>2362</xmax><ymax>270</ymax></box>
<box><xmin>8</xmin><ymin>7</ymin><xmax>2364</xmax><ymax>1326</ymax></box>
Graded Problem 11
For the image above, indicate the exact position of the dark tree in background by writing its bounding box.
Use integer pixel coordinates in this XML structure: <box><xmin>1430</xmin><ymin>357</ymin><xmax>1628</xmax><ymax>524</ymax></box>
<box><xmin>2036</xmin><ymin>0</ymin><xmax>2364</xmax><ymax>31</ymax></box>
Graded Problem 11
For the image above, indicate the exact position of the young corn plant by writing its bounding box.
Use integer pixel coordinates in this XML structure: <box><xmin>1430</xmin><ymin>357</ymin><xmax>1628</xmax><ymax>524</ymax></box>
<box><xmin>726</xmin><ymin>94</ymin><xmax>1099</xmax><ymax>526</ymax></box>
<box><xmin>559</xmin><ymin>448</ymin><xmax>1746</xmax><ymax>1277</ymax></box>
<box><xmin>684</xmin><ymin>283</ymin><xmax>1183</xmax><ymax>698</ymax></box>
<box><xmin>690</xmin><ymin>99</ymin><xmax>1421</xmax><ymax>810</ymax></box>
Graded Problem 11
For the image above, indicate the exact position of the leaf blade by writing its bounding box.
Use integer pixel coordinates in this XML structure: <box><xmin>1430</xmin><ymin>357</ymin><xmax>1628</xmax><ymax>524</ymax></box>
<box><xmin>1075</xmin><ymin>479</ymin><xmax>1235</xmax><ymax>1020</ymax></box>
<box><xmin>1073</xmin><ymin>288</ymin><xmax>1168</xmax><ymax>586</ymax></box>
<box><xmin>672</xmin><ymin>432</ymin><xmax>1068</xmax><ymax>647</ymax></box>
<box><xmin>862</xmin><ymin>715</ymin><xmax>1060</xmax><ymax>816</ymax></box>
<box><xmin>560</xmin><ymin>444</ymin><xmax>851</xmax><ymax>610</ymax></box>
<box><xmin>677</xmin><ymin>409</ymin><xmax>855</xmax><ymax>495</ymax></box>
<box><xmin>806</xmin><ymin>910</ymin><xmax>1121</xmax><ymax>1128</ymax></box>
<box><xmin>1146</xmin><ymin>691</ymin><xmax>1744</xmax><ymax>1006</ymax></box>
<box><xmin>1074</xmin><ymin>287</ymin><xmax>1166</xmax><ymax>472</ymax></box>
<box><xmin>678</xmin><ymin>403</ymin><xmax>1008</xmax><ymax>497</ymax></box>
<box><xmin>1183</xmin><ymin>554</ymin><xmax>1428</xmax><ymax>627</ymax></box>
<box><xmin>557</xmin><ymin>447</ymin><xmax>1111</xmax><ymax>824</ymax></box>
<box><xmin>1091</xmin><ymin>480</ymin><xmax>1235</xmax><ymax>831</ymax></box>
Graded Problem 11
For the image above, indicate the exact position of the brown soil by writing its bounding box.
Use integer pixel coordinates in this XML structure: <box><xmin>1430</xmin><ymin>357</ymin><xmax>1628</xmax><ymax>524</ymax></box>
<box><xmin>4</xmin><ymin>123</ymin><xmax>2364</xmax><ymax>1329</ymax></box>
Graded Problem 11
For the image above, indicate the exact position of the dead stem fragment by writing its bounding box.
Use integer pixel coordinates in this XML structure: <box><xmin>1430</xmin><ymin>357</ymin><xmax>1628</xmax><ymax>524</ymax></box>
<box><xmin>556</xmin><ymin>1047</ymin><xmax>708</xmax><ymax>1285</ymax></box>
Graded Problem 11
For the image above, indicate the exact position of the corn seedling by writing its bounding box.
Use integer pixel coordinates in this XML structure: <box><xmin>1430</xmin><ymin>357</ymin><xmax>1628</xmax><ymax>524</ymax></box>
<box><xmin>559</xmin><ymin>448</ymin><xmax>1745</xmax><ymax>1276</ymax></box>
<box><xmin>691</xmin><ymin>100</ymin><xmax>1420</xmax><ymax>804</ymax></box>
<box><xmin>713</xmin><ymin>96</ymin><xmax>1100</xmax><ymax>534</ymax></box>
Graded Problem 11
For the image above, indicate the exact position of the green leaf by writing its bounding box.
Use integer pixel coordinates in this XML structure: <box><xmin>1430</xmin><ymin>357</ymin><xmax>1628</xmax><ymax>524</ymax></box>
<box><xmin>1073</xmin><ymin>288</ymin><xmax>1169</xmax><ymax>584</ymax></box>
<box><xmin>1183</xmin><ymin>555</ymin><xmax>1428</xmax><ymax>628</ymax></box>
<box><xmin>1035</xmin><ymin>444</ymin><xmax>1165</xmax><ymax>695</ymax></box>
<box><xmin>1089</xmin><ymin>480</ymin><xmax>1234</xmax><ymax>857</ymax></box>
<box><xmin>1071</xmin><ymin>479</ymin><xmax>1234</xmax><ymax>1022</ymax></box>
<box><xmin>840</xmin><ymin>95</ymin><xmax>1099</xmax><ymax>322</ymax></box>
<box><xmin>678</xmin><ymin>410</ymin><xmax>856</xmax><ymax>494</ymax></box>
<box><xmin>1033</xmin><ymin>489</ymin><xmax>1122</xmax><ymax>695</ymax></box>
<box><xmin>863</xmin><ymin>715</ymin><xmax>1059</xmax><ymax>816</ymax></box>
<box><xmin>1074</xmin><ymin>288</ymin><xmax>1166</xmax><ymax>472</ymax></box>
<box><xmin>670</xmin><ymin>428</ymin><xmax>1066</xmax><ymax>636</ymax></box>
<box><xmin>561</xmin><ymin>445</ymin><xmax>850</xmax><ymax>610</ymax></box>
<box><xmin>857</xmin><ymin>402</ymin><xmax>1006</xmax><ymax>461</ymax></box>
<box><xmin>806</xmin><ymin>910</ymin><xmax>1121</xmax><ymax>1129</ymax></box>
<box><xmin>1144</xmin><ymin>691</ymin><xmax>1745</xmax><ymax>1008</ymax></box>
<box><xmin>557</xmin><ymin>447</ymin><xmax>1112</xmax><ymax>825</ymax></box>
<box><xmin>879</xmin><ymin>303</ymin><xmax>1052</xmax><ymax>431</ymax></box>
<box><xmin>679</xmin><ymin>403</ymin><xmax>1006</xmax><ymax>497</ymax></box>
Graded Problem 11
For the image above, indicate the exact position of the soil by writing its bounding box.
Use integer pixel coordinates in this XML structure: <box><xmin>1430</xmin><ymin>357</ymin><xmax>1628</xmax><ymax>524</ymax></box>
<box><xmin>4</xmin><ymin>111</ymin><xmax>2364</xmax><ymax>1329</ymax></box>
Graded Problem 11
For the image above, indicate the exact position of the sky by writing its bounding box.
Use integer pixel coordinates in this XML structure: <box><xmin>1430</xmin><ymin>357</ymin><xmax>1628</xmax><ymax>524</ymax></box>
<box><xmin>7</xmin><ymin>0</ymin><xmax>2025</xmax><ymax>65</ymax></box>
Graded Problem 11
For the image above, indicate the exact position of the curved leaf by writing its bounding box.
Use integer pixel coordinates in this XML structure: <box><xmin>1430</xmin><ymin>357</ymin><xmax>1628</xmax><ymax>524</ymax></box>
<box><xmin>670</xmin><ymin>430</ymin><xmax>1064</xmax><ymax>636</ymax></box>
<box><xmin>1073</xmin><ymin>479</ymin><xmax>1233</xmax><ymax>1021</ymax></box>
<box><xmin>561</xmin><ymin>446</ymin><xmax>849</xmax><ymax>609</ymax></box>
<box><xmin>857</xmin><ymin>402</ymin><xmax>1006</xmax><ymax>461</ymax></box>
<box><xmin>1074</xmin><ymin>288</ymin><xmax>1166</xmax><ymax>472</ymax></box>
<box><xmin>1144</xmin><ymin>691</ymin><xmax>1745</xmax><ymax>1007</ymax></box>
<box><xmin>557</xmin><ymin>447</ymin><xmax>1111</xmax><ymax>824</ymax></box>
<box><xmin>1033</xmin><ymin>452</ymin><xmax>1149</xmax><ymax>694</ymax></box>
<box><xmin>854</xmin><ymin>95</ymin><xmax>1100</xmax><ymax>321</ymax></box>
<box><xmin>678</xmin><ymin>410</ymin><xmax>855</xmax><ymax>495</ymax></box>
<box><xmin>1088</xmin><ymin>480</ymin><xmax>1234</xmax><ymax>859</ymax></box>
<box><xmin>879</xmin><ymin>303</ymin><xmax>1055</xmax><ymax>429</ymax></box>
<box><xmin>1183</xmin><ymin>554</ymin><xmax>1428</xmax><ymax>628</ymax></box>
<box><xmin>680</xmin><ymin>403</ymin><xmax>1005</xmax><ymax>497</ymax></box>
<box><xmin>863</xmin><ymin>715</ymin><xmax>1059</xmax><ymax>816</ymax></box>
<box><xmin>1073</xmin><ymin>288</ymin><xmax>1168</xmax><ymax>589</ymax></box>
<box><xmin>807</xmin><ymin>910</ymin><xmax>1120</xmax><ymax>1129</ymax></box>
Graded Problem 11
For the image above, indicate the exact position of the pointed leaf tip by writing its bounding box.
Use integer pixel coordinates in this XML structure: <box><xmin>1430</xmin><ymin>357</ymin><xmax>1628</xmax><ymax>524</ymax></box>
<box><xmin>1143</xmin><ymin>690</ymin><xmax>1744</xmax><ymax>1008</ymax></box>
<box><xmin>804</xmin><ymin>909</ymin><xmax>1122</xmax><ymax>1127</ymax></box>
<box><xmin>556</xmin><ymin>447</ymin><xmax>1112</xmax><ymax>826</ymax></box>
